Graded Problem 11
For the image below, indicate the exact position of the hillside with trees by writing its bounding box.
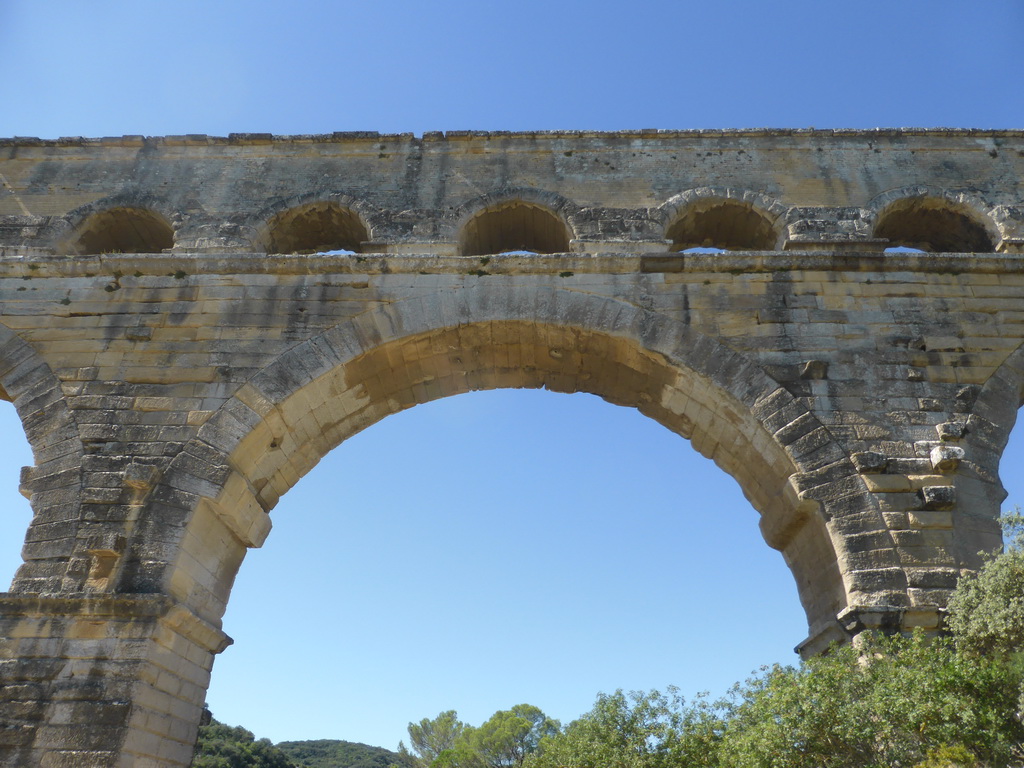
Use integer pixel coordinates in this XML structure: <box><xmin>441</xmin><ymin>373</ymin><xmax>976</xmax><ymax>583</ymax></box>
<box><xmin>275</xmin><ymin>739</ymin><xmax>400</xmax><ymax>768</ymax></box>
<box><xmin>191</xmin><ymin>726</ymin><xmax>399</xmax><ymax>768</ymax></box>
<box><xmin>191</xmin><ymin>720</ymin><xmax>297</xmax><ymax>768</ymax></box>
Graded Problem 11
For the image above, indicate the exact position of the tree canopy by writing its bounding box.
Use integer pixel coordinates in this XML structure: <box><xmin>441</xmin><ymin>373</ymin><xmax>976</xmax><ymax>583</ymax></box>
<box><xmin>399</xmin><ymin>710</ymin><xmax>467</xmax><ymax>767</ymax></box>
<box><xmin>191</xmin><ymin>720</ymin><xmax>297</xmax><ymax>768</ymax></box>
<box><xmin>521</xmin><ymin>512</ymin><xmax>1024</xmax><ymax>768</ymax></box>
<box><xmin>396</xmin><ymin>705</ymin><xmax>560</xmax><ymax>768</ymax></box>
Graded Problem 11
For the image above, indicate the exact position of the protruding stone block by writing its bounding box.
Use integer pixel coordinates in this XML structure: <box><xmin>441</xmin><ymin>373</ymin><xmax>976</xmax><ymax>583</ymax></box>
<box><xmin>936</xmin><ymin>421</ymin><xmax>966</xmax><ymax>441</ymax></box>
<box><xmin>920</xmin><ymin>485</ymin><xmax>956</xmax><ymax>511</ymax></box>
<box><xmin>18</xmin><ymin>466</ymin><xmax>35</xmax><ymax>499</ymax></box>
<box><xmin>84</xmin><ymin>532</ymin><xmax>126</xmax><ymax>556</ymax></box>
<box><xmin>929</xmin><ymin>444</ymin><xmax>964</xmax><ymax>472</ymax></box>
<box><xmin>852</xmin><ymin>451</ymin><xmax>888</xmax><ymax>474</ymax></box>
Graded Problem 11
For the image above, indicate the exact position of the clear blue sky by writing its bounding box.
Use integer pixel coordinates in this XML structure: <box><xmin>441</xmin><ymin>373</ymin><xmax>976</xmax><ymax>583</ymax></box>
<box><xmin>1</xmin><ymin>0</ymin><xmax>1023</xmax><ymax>751</ymax></box>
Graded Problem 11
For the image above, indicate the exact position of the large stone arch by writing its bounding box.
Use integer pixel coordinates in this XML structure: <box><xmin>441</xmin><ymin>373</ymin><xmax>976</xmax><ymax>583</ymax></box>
<box><xmin>0</xmin><ymin>322</ymin><xmax>86</xmax><ymax>593</ymax></box>
<box><xmin>116</xmin><ymin>285</ymin><xmax>905</xmax><ymax>646</ymax></box>
<box><xmin>6</xmin><ymin>127</ymin><xmax>1024</xmax><ymax>766</ymax></box>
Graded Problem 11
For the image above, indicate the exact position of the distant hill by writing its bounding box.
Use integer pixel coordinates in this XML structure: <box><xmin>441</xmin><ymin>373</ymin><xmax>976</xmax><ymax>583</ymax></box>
<box><xmin>192</xmin><ymin>720</ymin><xmax>297</xmax><ymax>768</ymax></box>
<box><xmin>275</xmin><ymin>739</ymin><xmax>400</xmax><ymax>768</ymax></box>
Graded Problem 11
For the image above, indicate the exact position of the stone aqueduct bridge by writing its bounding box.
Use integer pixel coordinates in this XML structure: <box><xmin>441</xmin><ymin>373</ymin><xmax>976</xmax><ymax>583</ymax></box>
<box><xmin>1</xmin><ymin>128</ymin><xmax>1023</xmax><ymax>765</ymax></box>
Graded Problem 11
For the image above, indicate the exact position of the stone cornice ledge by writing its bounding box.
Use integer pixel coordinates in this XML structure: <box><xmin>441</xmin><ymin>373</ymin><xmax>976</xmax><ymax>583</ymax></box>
<box><xmin>0</xmin><ymin>592</ymin><xmax>232</xmax><ymax>653</ymax></box>
<box><xmin>1</xmin><ymin>127</ymin><xmax>1022</xmax><ymax>147</ymax></box>
<box><xmin>1</xmin><ymin>249</ymin><xmax>1023</xmax><ymax>277</ymax></box>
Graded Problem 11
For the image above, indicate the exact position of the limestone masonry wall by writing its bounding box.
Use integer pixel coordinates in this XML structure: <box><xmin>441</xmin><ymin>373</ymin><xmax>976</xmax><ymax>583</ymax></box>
<box><xmin>1</xmin><ymin>130</ymin><xmax>1022</xmax><ymax>766</ymax></box>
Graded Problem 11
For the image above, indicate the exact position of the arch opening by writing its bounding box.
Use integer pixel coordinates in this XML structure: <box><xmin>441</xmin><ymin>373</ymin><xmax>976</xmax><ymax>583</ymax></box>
<box><xmin>61</xmin><ymin>206</ymin><xmax>174</xmax><ymax>255</ymax></box>
<box><xmin>1001</xmin><ymin>407</ymin><xmax>1024</xmax><ymax>514</ymax></box>
<box><xmin>204</xmin><ymin>388</ymin><xmax>809</xmax><ymax>747</ymax></box>
<box><xmin>874</xmin><ymin>197</ymin><xmax>995</xmax><ymax>253</ymax></box>
<box><xmin>883</xmin><ymin>245</ymin><xmax>927</xmax><ymax>253</ymax></box>
<box><xmin>0</xmin><ymin>399</ymin><xmax>33</xmax><ymax>589</ymax></box>
<box><xmin>666</xmin><ymin>200</ymin><xmax>778</xmax><ymax>251</ymax></box>
<box><xmin>459</xmin><ymin>202</ymin><xmax>571</xmax><ymax>256</ymax></box>
<box><xmin>162</xmin><ymin>315</ymin><xmax>846</xmax><ymax>645</ymax></box>
<box><xmin>262</xmin><ymin>202</ymin><xmax>369</xmax><ymax>254</ymax></box>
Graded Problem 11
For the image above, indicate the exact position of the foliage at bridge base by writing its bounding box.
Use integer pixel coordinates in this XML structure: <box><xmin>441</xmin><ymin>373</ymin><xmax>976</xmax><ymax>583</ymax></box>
<box><xmin>405</xmin><ymin>517</ymin><xmax>1024</xmax><ymax>768</ymax></box>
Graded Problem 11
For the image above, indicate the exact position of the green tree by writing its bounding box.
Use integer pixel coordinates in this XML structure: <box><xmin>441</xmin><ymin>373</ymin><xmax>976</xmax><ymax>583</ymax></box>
<box><xmin>947</xmin><ymin>511</ymin><xmax>1024</xmax><ymax>658</ymax></box>
<box><xmin>422</xmin><ymin>514</ymin><xmax>1024</xmax><ymax>768</ymax></box>
<box><xmin>716</xmin><ymin>633</ymin><xmax>1024</xmax><ymax>768</ymax></box>
<box><xmin>396</xmin><ymin>710</ymin><xmax>469</xmax><ymax>768</ymax></box>
<box><xmin>397</xmin><ymin>705</ymin><xmax>557</xmax><ymax>768</ymax></box>
<box><xmin>469</xmin><ymin>704</ymin><xmax>560</xmax><ymax>768</ymax></box>
<box><xmin>524</xmin><ymin>688</ymin><xmax>721</xmax><ymax>768</ymax></box>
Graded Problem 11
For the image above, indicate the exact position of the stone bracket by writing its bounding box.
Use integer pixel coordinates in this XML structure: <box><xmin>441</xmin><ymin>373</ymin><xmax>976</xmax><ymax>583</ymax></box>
<box><xmin>18</xmin><ymin>465</ymin><xmax>35</xmax><ymax>499</ymax></box>
<box><xmin>852</xmin><ymin>451</ymin><xmax>888</xmax><ymax>473</ymax></box>
<box><xmin>929</xmin><ymin>444</ymin><xmax>964</xmax><ymax>472</ymax></box>
<box><xmin>936</xmin><ymin>421</ymin><xmax>967</xmax><ymax>441</ymax></box>
<box><xmin>201</xmin><ymin>472</ymin><xmax>272</xmax><ymax>549</ymax></box>
<box><xmin>798</xmin><ymin>604</ymin><xmax>945</xmax><ymax>659</ymax></box>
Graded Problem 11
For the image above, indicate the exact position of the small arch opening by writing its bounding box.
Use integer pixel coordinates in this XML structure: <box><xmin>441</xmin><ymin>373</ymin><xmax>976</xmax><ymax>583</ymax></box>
<box><xmin>667</xmin><ymin>200</ymin><xmax>778</xmax><ymax>251</ymax></box>
<box><xmin>874</xmin><ymin>197</ymin><xmax>995</xmax><ymax>253</ymax></box>
<box><xmin>1002</xmin><ymin>411</ymin><xmax>1024</xmax><ymax>513</ymax></box>
<box><xmin>62</xmin><ymin>206</ymin><xmax>174</xmax><ymax>255</ymax></box>
<box><xmin>883</xmin><ymin>245</ymin><xmax>928</xmax><ymax>254</ymax></box>
<box><xmin>681</xmin><ymin>246</ymin><xmax>728</xmax><ymax>254</ymax></box>
<box><xmin>263</xmin><ymin>202</ymin><xmax>369</xmax><ymax>254</ymax></box>
<box><xmin>459</xmin><ymin>202</ymin><xmax>571</xmax><ymax>256</ymax></box>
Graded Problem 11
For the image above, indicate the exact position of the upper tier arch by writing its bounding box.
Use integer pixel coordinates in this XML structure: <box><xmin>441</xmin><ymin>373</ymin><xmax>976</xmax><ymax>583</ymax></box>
<box><xmin>456</xmin><ymin>190</ymin><xmax>576</xmax><ymax>256</ymax></box>
<box><xmin>869</xmin><ymin>187</ymin><xmax>1000</xmax><ymax>253</ymax></box>
<box><xmin>4</xmin><ymin>132</ymin><xmax>1023</xmax><ymax>255</ymax></box>
<box><xmin>255</xmin><ymin>193</ymin><xmax>377</xmax><ymax>254</ymax></box>
<box><xmin>659</xmin><ymin>189</ymin><xmax>788</xmax><ymax>251</ymax></box>
<box><xmin>56</xmin><ymin>201</ymin><xmax>176</xmax><ymax>255</ymax></box>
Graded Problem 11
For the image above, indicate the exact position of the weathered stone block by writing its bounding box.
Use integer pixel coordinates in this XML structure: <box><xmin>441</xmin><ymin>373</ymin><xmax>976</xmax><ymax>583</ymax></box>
<box><xmin>920</xmin><ymin>485</ymin><xmax>957</xmax><ymax>511</ymax></box>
